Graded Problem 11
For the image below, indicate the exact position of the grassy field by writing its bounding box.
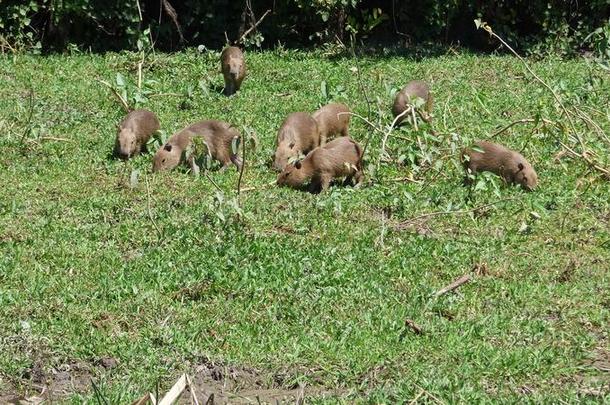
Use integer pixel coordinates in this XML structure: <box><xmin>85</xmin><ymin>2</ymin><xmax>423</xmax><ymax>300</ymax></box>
<box><xmin>0</xmin><ymin>47</ymin><xmax>609</xmax><ymax>403</ymax></box>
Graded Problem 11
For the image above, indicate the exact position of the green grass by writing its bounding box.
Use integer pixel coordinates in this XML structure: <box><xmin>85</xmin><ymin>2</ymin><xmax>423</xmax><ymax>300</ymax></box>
<box><xmin>0</xmin><ymin>48</ymin><xmax>609</xmax><ymax>403</ymax></box>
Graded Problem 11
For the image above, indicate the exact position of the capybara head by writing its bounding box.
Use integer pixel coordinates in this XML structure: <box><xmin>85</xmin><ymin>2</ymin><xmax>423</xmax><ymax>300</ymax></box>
<box><xmin>514</xmin><ymin>162</ymin><xmax>538</xmax><ymax>191</ymax></box>
<box><xmin>227</xmin><ymin>56</ymin><xmax>244</xmax><ymax>79</ymax></box>
<box><xmin>273</xmin><ymin>141</ymin><xmax>296</xmax><ymax>171</ymax></box>
<box><xmin>277</xmin><ymin>160</ymin><xmax>309</xmax><ymax>188</ymax></box>
<box><xmin>115</xmin><ymin>128</ymin><xmax>138</xmax><ymax>159</ymax></box>
<box><xmin>152</xmin><ymin>143</ymin><xmax>181</xmax><ymax>172</ymax></box>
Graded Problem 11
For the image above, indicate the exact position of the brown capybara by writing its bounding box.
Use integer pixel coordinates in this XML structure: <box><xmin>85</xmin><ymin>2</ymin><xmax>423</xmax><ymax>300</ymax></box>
<box><xmin>152</xmin><ymin>120</ymin><xmax>242</xmax><ymax>173</ymax></box>
<box><xmin>114</xmin><ymin>109</ymin><xmax>160</xmax><ymax>159</ymax></box>
<box><xmin>277</xmin><ymin>136</ymin><xmax>363</xmax><ymax>192</ymax></box>
<box><xmin>273</xmin><ymin>112</ymin><xmax>320</xmax><ymax>171</ymax></box>
<box><xmin>392</xmin><ymin>80</ymin><xmax>433</xmax><ymax>125</ymax></box>
<box><xmin>312</xmin><ymin>102</ymin><xmax>351</xmax><ymax>145</ymax></box>
<box><xmin>221</xmin><ymin>46</ymin><xmax>246</xmax><ymax>96</ymax></box>
<box><xmin>462</xmin><ymin>141</ymin><xmax>538</xmax><ymax>190</ymax></box>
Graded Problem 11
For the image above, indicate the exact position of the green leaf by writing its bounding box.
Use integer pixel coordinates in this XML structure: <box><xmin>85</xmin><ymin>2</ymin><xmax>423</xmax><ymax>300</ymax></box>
<box><xmin>116</xmin><ymin>73</ymin><xmax>125</xmax><ymax>87</ymax></box>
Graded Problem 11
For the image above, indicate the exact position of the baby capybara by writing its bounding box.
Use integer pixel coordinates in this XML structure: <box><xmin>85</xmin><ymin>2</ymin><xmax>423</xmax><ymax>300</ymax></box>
<box><xmin>392</xmin><ymin>80</ymin><xmax>433</xmax><ymax>125</ymax></box>
<box><xmin>152</xmin><ymin>120</ymin><xmax>242</xmax><ymax>173</ymax></box>
<box><xmin>312</xmin><ymin>102</ymin><xmax>351</xmax><ymax>145</ymax></box>
<box><xmin>273</xmin><ymin>112</ymin><xmax>320</xmax><ymax>171</ymax></box>
<box><xmin>114</xmin><ymin>109</ymin><xmax>160</xmax><ymax>159</ymax></box>
<box><xmin>221</xmin><ymin>46</ymin><xmax>246</xmax><ymax>96</ymax></box>
<box><xmin>462</xmin><ymin>141</ymin><xmax>538</xmax><ymax>190</ymax></box>
<box><xmin>277</xmin><ymin>136</ymin><xmax>363</xmax><ymax>192</ymax></box>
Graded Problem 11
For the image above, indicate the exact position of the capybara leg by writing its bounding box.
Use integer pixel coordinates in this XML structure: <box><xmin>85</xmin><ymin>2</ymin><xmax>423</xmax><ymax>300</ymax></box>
<box><xmin>341</xmin><ymin>127</ymin><xmax>349</xmax><ymax>137</ymax></box>
<box><xmin>223</xmin><ymin>81</ymin><xmax>235</xmax><ymax>96</ymax></box>
<box><xmin>354</xmin><ymin>170</ymin><xmax>364</xmax><ymax>186</ymax></box>
<box><xmin>319</xmin><ymin>174</ymin><xmax>332</xmax><ymax>191</ymax></box>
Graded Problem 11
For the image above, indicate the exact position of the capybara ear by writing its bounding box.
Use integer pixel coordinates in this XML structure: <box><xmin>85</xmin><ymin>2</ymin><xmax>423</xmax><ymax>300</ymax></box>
<box><xmin>295</xmin><ymin>161</ymin><xmax>302</xmax><ymax>169</ymax></box>
<box><xmin>518</xmin><ymin>162</ymin><xmax>524</xmax><ymax>171</ymax></box>
<box><xmin>164</xmin><ymin>144</ymin><xmax>173</xmax><ymax>152</ymax></box>
<box><xmin>289</xmin><ymin>142</ymin><xmax>295</xmax><ymax>149</ymax></box>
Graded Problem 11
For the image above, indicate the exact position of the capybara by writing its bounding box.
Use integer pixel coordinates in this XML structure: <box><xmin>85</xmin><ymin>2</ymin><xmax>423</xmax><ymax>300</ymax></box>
<box><xmin>392</xmin><ymin>80</ymin><xmax>433</xmax><ymax>125</ymax></box>
<box><xmin>273</xmin><ymin>112</ymin><xmax>320</xmax><ymax>171</ymax></box>
<box><xmin>114</xmin><ymin>109</ymin><xmax>160</xmax><ymax>159</ymax></box>
<box><xmin>462</xmin><ymin>140</ymin><xmax>538</xmax><ymax>190</ymax></box>
<box><xmin>312</xmin><ymin>102</ymin><xmax>351</xmax><ymax>145</ymax></box>
<box><xmin>221</xmin><ymin>46</ymin><xmax>246</xmax><ymax>96</ymax></box>
<box><xmin>152</xmin><ymin>120</ymin><xmax>242</xmax><ymax>173</ymax></box>
<box><xmin>277</xmin><ymin>136</ymin><xmax>363</xmax><ymax>192</ymax></box>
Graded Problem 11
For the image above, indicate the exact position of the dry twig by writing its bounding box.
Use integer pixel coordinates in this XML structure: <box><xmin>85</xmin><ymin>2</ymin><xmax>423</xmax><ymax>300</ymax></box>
<box><xmin>434</xmin><ymin>274</ymin><xmax>471</xmax><ymax>297</ymax></box>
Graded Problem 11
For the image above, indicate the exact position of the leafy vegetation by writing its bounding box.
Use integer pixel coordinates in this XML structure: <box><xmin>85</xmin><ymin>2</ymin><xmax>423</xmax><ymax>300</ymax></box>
<box><xmin>0</xmin><ymin>47</ymin><xmax>609</xmax><ymax>403</ymax></box>
<box><xmin>2</xmin><ymin>0</ymin><xmax>610</xmax><ymax>55</ymax></box>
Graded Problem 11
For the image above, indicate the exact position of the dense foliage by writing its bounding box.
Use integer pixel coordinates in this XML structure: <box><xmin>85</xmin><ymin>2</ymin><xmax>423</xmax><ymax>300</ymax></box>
<box><xmin>1</xmin><ymin>0</ymin><xmax>609</xmax><ymax>54</ymax></box>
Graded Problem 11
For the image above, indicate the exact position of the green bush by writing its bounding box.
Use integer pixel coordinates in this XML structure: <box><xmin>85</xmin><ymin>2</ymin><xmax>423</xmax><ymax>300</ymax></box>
<box><xmin>1</xmin><ymin>0</ymin><xmax>609</xmax><ymax>54</ymax></box>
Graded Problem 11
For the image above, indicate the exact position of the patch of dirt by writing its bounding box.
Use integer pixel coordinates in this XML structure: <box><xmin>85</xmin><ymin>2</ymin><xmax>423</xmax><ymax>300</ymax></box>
<box><xmin>1</xmin><ymin>357</ymin><xmax>346</xmax><ymax>404</ymax></box>
<box><xmin>179</xmin><ymin>360</ymin><xmax>344</xmax><ymax>404</ymax></box>
<box><xmin>0</xmin><ymin>360</ymin><xmax>96</xmax><ymax>404</ymax></box>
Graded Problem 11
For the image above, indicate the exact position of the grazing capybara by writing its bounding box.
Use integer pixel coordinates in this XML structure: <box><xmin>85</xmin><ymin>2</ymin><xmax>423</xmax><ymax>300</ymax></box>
<box><xmin>462</xmin><ymin>140</ymin><xmax>538</xmax><ymax>190</ymax></box>
<box><xmin>277</xmin><ymin>136</ymin><xmax>363</xmax><ymax>192</ymax></box>
<box><xmin>152</xmin><ymin>120</ymin><xmax>242</xmax><ymax>173</ymax></box>
<box><xmin>273</xmin><ymin>112</ymin><xmax>320</xmax><ymax>171</ymax></box>
<box><xmin>312</xmin><ymin>103</ymin><xmax>351</xmax><ymax>145</ymax></box>
<box><xmin>392</xmin><ymin>80</ymin><xmax>433</xmax><ymax>125</ymax></box>
<box><xmin>221</xmin><ymin>46</ymin><xmax>246</xmax><ymax>96</ymax></box>
<box><xmin>114</xmin><ymin>109</ymin><xmax>160</xmax><ymax>159</ymax></box>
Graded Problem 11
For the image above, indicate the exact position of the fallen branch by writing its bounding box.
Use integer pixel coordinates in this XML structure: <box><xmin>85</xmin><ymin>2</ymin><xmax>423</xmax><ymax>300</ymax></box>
<box><xmin>236</xmin><ymin>9</ymin><xmax>270</xmax><ymax>45</ymax></box>
<box><xmin>434</xmin><ymin>274</ymin><xmax>471</xmax><ymax>297</ymax></box>
<box><xmin>395</xmin><ymin>197</ymin><xmax>518</xmax><ymax>230</ymax></box>
<box><xmin>144</xmin><ymin>176</ymin><xmax>163</xmax><ymax>239</ymax></box>
<box><xmin>39</xmin><ymin>136</ymin><xmax>72</xmax><ymax>142</ymax></box>
<box><xmin>96</xmin><ymin>78</ymin><xmax>131</xmax><ymax>113</ymax></box>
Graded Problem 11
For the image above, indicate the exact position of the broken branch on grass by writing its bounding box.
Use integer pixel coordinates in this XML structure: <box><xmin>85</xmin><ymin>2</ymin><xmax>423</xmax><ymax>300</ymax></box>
<box><xmin>236</xmin><ymin>9</ymin><xmax>270</xmax><ymax>45</ymax></box>
<box><xmin>394</xmin><ymin>197</ymin><xmax>518</xmax><ymax>230</ymax></box>
<box><xmin>96</xmin><ymin>78</ymin><xmax>131</xmax><ymax>113</ymax></box>
<box><xmin>434</xmin><ymin>274</ymin><xmax>471</xmax><ymax>297</ymax></box>
<box><xmin>144</xmin><ymin>176</ymin><xmax>163</xmax><ymax>239</ymax></box>
<box><xmin>19</xmin><ymin>87</ymin><xmax>35</xmax><ymax>146</ymax></box>
<box><xmin>236</xmin><ymin>130</ymin><xmax>248</xmax><ymax>203</ymax></box>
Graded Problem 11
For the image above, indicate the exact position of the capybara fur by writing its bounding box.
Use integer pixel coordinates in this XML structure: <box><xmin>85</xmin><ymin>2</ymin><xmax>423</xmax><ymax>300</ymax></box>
<box><xmin>152</xmin><ymin>120</ymin><xmax>242</xmax><ymax>173</ymax></box>
<box><xmin>277</xmin><ymin>136</ymin><xmax>363</xmax><ymax>192</ymax></box>
<box><xmin>392</xmin><ymin>80</ymin><xmax>433</xmax><ymax>125</ymax></box>
<box><xmin>312</xmin><ymin>103</ymin><xmax>351</xmax><ymax>145</ymax></box>
<box><xmin>462</xmin><ymin>141</ymin><xmax>538</xmax><ymax>190</ymax></box>
<box><xmin>273</xmin><ymin>112</ymin><xmax>320</xmax><ymax>171</ymax></box>
<box><xmin>221</xmin><ymin>46</ymin><xmax>246</xmax><ymax>96</ymax></box>
<box><xmin>114</xmin><ymin>109</ymin><xmax>160</xmax><ymax>159</ymax></box>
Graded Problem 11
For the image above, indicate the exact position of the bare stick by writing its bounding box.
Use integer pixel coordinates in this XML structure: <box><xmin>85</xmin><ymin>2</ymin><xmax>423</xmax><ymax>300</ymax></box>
<box><xmin>236</xmin><ymin>9</ymin><xmax>270</xmax><ymax>45</ymax></box>
<box><xmin>491</xmin><ymin>118</ymin><xmax>537</xmax><ymax>138</ymax></box>
<box><xmin>434</xmin><ymin>274</ymin><xmax>471</xmax><ymax>297</ymax></box>
<box><xmin>395</xmin><ymin>197</ymin><xmax>518</xmax><ymax>229</ymax></box>
<box><xmin>379</xmin><ymin>108</ymin><xmax>411</xmax><ymax>169</ymax></box>
<box><xmin>137</xmin><ymin>62</ymin><xmax>143</xmax><ymax>90</ymax></box>
<box><xmin>96</xmin><ymin>78</ymin><xmax>130</xmax><ymax>113</ymax></box>
<box><xmin>237</xmin><ymin>131</ymin><xmax>248</xmax><ymax>204</ymax></box>
<box><xmin>204</xmin><ymin>172</ymin><xmax>223</xmax><ymax>194</ymax></box>
<box><xmin>145</xmin><ymin>176</ymin><xmax>163</xmax><ymax>239</ymax></box>
<box><xmin>19</xmin><ymin>87</ymin><xmax>35</xmax><ymax>146</ymax></box>
<box><xmin>37</xmin><ymin>136</ymin><xmax>72</xmax><ymax>142</ymax></box>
